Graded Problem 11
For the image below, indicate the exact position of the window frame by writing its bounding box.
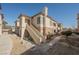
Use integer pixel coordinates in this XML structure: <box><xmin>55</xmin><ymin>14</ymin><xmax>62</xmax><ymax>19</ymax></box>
<box><xmin>37</xmin><ymin>17</ymin><xmax>40</xmax><ymax>24</ymax></box>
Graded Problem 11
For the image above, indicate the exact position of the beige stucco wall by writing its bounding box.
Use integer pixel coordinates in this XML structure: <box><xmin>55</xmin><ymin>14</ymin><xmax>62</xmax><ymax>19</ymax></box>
<box><xmin>32</xmin><ymin>15</ymin><xmax>41</xmax><ymax>29</ymax></box>
<box><xmin>19</xmin><ymin>16</ymin><xmax>26</xmax><ymax>39</ymax></box>
<box><xmin>44</xmin><ymin>17</ymin><xmax>56</xmax><ymax>35</ymax></box>
<box><xmin>16</xmin><ymin>14</ymin><xmax>63</xmax><ymax>40</ymax></box>
<box><xmin>32</xmin><ymin>14</ymin><xmax>62</xmax><ymax>36</ymax></box>
<box><xmin>16</xmin><ymin>21</ymin><xmax>20</xmax><ymax>27</ymax></box>
<box><xmin>15</xmin><ymin>19</ymin><xmax>20</xmax><ymax>36</ymax></box>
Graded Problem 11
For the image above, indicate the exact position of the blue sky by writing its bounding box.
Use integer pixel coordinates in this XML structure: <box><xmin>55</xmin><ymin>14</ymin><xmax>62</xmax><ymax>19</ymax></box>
<box><xmin>1</xmin><ymin>3</ymin><xmax>79</xmax><ymax>28</ymax></box>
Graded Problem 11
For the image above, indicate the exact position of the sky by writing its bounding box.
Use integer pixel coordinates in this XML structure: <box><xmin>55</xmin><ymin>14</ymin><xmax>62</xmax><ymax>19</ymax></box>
<box><xmin>1</xmin><ymin>3</ymin><xmax>79</xmax><ymax>28</ymax></box>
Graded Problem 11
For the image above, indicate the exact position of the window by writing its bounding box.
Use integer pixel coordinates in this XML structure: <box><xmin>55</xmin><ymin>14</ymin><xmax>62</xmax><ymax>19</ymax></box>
<box><xmin>54</xmin><ymin>30</ymin><xmax>56</xmax><ymax>33</ymax></box>
<box><xmin>58</xmin><ymin>30</ymin><xmax>60</xmax><ymax>32</ymax></box>
<box><xmin>58</xmin><ymin>24</ymin><xmax>61</xmax><ymax>27</ymax></box>
<box><xmin>37</xmin><ymin>17</ymin><xmax>40</xmax><ymax>24</ymax></box>
<box><xmin>53</xmin><ymin>23</ymin><xmax>56</xmax><ymax>26</ymax></box>
<box><xmin>50</xmin><ymin>21</ymin><xmax>52</xmax><ymax>26</ymax></box>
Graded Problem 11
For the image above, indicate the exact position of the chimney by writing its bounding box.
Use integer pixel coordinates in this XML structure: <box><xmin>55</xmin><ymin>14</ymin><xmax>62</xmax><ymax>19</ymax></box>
<box><xmin>42</xmin><ymin>6</ymin><xmax>48</xmax><ymax>16</ymax></box>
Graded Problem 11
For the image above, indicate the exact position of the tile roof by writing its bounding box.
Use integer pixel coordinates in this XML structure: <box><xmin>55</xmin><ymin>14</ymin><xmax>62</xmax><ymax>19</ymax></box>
<box><xmin>17</xmin><ymin>13</ymin><xmax>62</xmax><ymax>25</ymax></box>
<box><xmin>18</xmin><ymin>13</ymin><xmax>30</xmax><ymax>19</ymax></box>
<box><xmin>31</xmin><ymin>12</ymin><xmax>58</xmax><ymax>23</ymax></box>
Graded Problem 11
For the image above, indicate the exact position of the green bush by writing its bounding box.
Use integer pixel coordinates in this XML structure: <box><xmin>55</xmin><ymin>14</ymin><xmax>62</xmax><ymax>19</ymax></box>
<box><xmin>61</xmin><ymin>30</ymin><xmax>72</xmax><ymax>36</ymax></box>
<box><xmin>73</xmin><ymin>32</ymin><xmax>79</xmax><ymax>35</ymax></box>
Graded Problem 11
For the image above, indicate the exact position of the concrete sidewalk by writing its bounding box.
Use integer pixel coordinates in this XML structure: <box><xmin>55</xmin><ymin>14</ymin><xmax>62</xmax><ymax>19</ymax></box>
<box><xmin>0</xmin><ymin>34</ymin><xmax>35</xmax><ymax>55</ymax></box>
<box><xmin>9</xmin><ymin>34</ymin><xmax>35</xmax><ymax>55</ymax></box>
<box><xmin>0</xmin><ymin>34</ymin><xmax>13</xmax><ymax>55</ymax></box>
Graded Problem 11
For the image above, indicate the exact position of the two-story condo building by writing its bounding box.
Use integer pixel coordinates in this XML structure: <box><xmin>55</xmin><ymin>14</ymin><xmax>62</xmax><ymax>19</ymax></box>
<box><xmin>15</xmin><ymin>7</ymin><xmax>63</xmax><ymax>44</ymax></box>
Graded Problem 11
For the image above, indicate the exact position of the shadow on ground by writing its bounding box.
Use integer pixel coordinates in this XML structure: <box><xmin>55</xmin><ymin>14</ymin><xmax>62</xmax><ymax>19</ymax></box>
<box><xmin>21</xmin><ymin>39</ymin><xmax>79</xmax><ymax>55</ymax></box>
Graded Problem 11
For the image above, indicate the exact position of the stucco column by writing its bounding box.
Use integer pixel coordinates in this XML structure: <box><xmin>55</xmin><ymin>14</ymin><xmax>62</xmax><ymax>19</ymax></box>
<box><xmin>43</xmin><ymin>7</ymin><xmax>48</xmax><ymax>39</ymax></box>
<box><xmin>44</xmin><ymin>15</ymin><xmax>47</xmax><ymax>40</ymax></box>
<box><xmin>40</xmin><ymin>15</ymin><xmax>43</xmax><ymax>35</ymax></box>
<box><xmin>21</xmin><ymin>27</ymin><xmax>25</xmax><ymax>40</ymax></box>
<box><xmin>20</xmin><ymin>16</ymin><xmax>26</xmax><ymax>40</ymax></box>
<box><xmin>40</xmin><ymin>15</ymin><xmax>45</xmax><ymax>43</ymax></box>
<box><xmin>18</xmin><ymin>26</ymin><xmax>20</xmax><ymax>36</ymax></box>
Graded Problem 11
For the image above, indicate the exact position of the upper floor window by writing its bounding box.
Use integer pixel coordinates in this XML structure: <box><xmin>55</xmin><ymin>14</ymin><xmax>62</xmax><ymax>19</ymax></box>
<box><xmin>37</xmin><ymin>17</ymin><xmax>40</xmax><ymax>24</ymax></box>
<box><xmin>58</xmin><ymin>24</ymin><xmax>61</xmax><ymax>27</ymax></box>
<box><xmin>53</xmin><ymin>23</ymin><xmax>56</xmax><ymax>27</ymax></box>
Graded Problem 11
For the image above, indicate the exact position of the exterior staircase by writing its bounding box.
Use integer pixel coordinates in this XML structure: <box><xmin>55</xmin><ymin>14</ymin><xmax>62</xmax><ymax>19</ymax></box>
<box><xmin>30</xmin><ymin>24</ymin><xmax>44</xmax><ymax>38</ymax></box>
<box><xmin>25</xmin><ymin>23</ymin><xmax>45</xmax><ymax>45</ymax></box>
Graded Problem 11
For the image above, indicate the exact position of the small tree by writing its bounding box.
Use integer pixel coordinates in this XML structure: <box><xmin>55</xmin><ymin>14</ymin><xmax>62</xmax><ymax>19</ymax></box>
<box><xmin>61</xmin><ymin>28</ymin><xmax>72</xmax><ymax>36</ymax></box>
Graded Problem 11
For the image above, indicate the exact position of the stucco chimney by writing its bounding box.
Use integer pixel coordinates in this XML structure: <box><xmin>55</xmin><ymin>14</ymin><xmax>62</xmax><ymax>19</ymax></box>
<box><xmin>42</xmin><ymin>6</ymin><xmax>48</xmax><ymax>16</ymax></box>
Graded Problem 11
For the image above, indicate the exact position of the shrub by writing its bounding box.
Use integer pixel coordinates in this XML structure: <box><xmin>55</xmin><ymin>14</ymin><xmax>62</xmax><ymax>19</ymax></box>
<box><xmin>61</xmin><ymin>30</ymin><xmax>72</xmax><ymax>36</ymax></box>
<box><xmin>73</xmin><ymin>31</ymin><xmax>79</xmax><ymax>35</ymax></box>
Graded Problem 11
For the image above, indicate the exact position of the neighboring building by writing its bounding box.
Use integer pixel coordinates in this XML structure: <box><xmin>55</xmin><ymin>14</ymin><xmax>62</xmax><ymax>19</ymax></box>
<box><xmin>2</xmin><ymin>24</ymin><xmax>12</xmax><ymax>34</ymax></box>
<box><xmin>31</xmin><ymin>7</ymin><xmax>63</xmax><ymax>37</ymax></box>
<box><xmin>15</xmin><ymin>20</ymin><xmax>20</xmax><ymax>36</ymax></box>
<box><xmin>15</xmin><ymin>7</ymin><xmax>63</xmax><ymax>44</ymax></box>
<box><xmin>0</xmin><ymin>4</ymin><xmax>8</xmax><ymax>35</ymax></box>
<box><xmin>2</xmin><ymin>29</ymin><xmax>10</xmax><ymax>34</ymax></box>
<box><xmin>11</xmin><ymin>26</ymin><xmax>15</xmax><ymax>33</ymax></box>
